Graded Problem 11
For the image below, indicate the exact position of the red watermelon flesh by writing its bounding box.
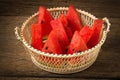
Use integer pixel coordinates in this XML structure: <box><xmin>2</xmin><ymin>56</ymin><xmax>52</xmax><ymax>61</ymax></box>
<box><xmin>67</xmin><ymin>31</ymin><xmax>88</xmax><ymax>54</ymax></box>
<box><xmin>59</xmin><ymin>13</ymin><xmax>68</xmax><ymax>28</ymax></box>
<box><xmin>59</xmin><ymin>14</ymin><xmax>73</xmax><ymax>39</ymax></box>
<box><xmin>32</xmin><ymin>23</ymin><xmax>42</xmax><ymax>50</ymax></box>
<box><xmin>87</xmin><ymin>19</ymin><xmax>103</xmax><ymax>48</ymax></box>
<box><xmin>38</xmin><ymin>6</ymin><xmax>53</xmax><ymax>36</ymax></box>
<box><xmin>42</xmin><ymin>30</ymin><xmax>63</xmax><ymax>54</ymax></box>
<box><xmin>79</xmin><ymin>25</ymin><xmax>94</xmax><ymax>44</ymax></box>
<box><xmin>50</xmin><ymin>19</ymin><xmax>69</xmax><ymax>53</ymax></box>
<box><xmin>65</xmin><ymin>27</ymin><xmax>73</xmax><ymax>39</ymax></box>
<box><xmin>66</xmin><ymin>4</ymin><xmax>83</xmax><ymax>33</ymax></box>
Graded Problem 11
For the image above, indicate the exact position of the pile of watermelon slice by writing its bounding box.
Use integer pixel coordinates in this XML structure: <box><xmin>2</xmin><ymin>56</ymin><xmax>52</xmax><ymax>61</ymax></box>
<box><xmin>31</xmin><ymin>4</ymin><xmax>103</xmax><ymax>54</ymax></box>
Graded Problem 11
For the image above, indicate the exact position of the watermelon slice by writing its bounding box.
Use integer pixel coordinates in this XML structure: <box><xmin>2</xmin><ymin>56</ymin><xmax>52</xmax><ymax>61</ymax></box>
<box><xmin>59</xmin><ymin>14</ymin><xmax>73</xmax><ymax>39</ymax></box>
<box><xmin>67</xmin><ymin>31</ymin><xmax>88</xmax><ymax>54</ymax></box>
<box><xmin>37</xmin><ymin>6</ymin><xmax>53</xmax><ymax>36</ymax></box>
<box><xmin>42</xmin><ymin>30</ymin><xmax>63</xmax><ymax>54</ymax></box>
<box><xmin>59</xmin><ymin>13</ymin><xmax>68</xmax><ymax>28</ymax></box>
<box><xmin>31</xmin><ymin>23</ymin><xmax>42</xmax><ymax>50</ymax></box>
<box><xmin>50</xmin><ymin>19</ymin><xmax>69</xmax><ymax>53</ymax></box>
<box><xmin>87</xmin><ymin>19</ymin><xmax>103</xmax><ymax>48</ymax></box>
<box><xmin>79</xmin><ymin>25</ymin><xmax>94</xmax><ymax>44</ymax></box>
<box><xmin>65</xmin><ymin>27</ymin><xmax>73</xmax><ymax>39</ymax></box>
<box><xmin>66</xmin><ymin>4</ymin><xmax>83</xmax><ymax>33</ymax></box>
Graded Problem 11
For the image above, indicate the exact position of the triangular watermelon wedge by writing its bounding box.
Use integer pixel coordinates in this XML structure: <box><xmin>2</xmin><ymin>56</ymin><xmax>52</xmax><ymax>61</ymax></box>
<box><xmin>42</xmin><ymin>30</ymin><xmax>63</xmax><ymax>54</ymax></box>
<box><xmin>31</xmin><ymin>23</ymin><xmax>42</xmax><ymax>50</ymax></box>
<box><xmin>67</xmin><ymin>31</ymin><xmax>88</xmax><ymax>54</ymax></box>
<box><xmin>37</xmin><ymin>6</ymin><xmax>53</xmax><ymax>36</ymax></box>
<box><xmin>59</xmin><ymin>14</ymin><xmax>73</xmax><ymax>39</ymax></box>
<box><xmin>50</xmin><ymin>19</ymin><xmax>69</xmax><ymax>53</ymax></box>
<box><xmin>87</xmin><ymin>19</ymin><xmax>103</xmax><ymax>48</ymax></box>
<box><xmin>79</xmin><ymin>25</ymin><xmax>94</xmax><ymax>44</ymax></box>
<box><xmin>59</xmin><ymin>13</ymin><xmax>68</xmax><ymax>28</ymax></box>
<box><xmin>66</xmin><ymin>4</ymin><xmax>83</xmax><ymax>33</ymax></box>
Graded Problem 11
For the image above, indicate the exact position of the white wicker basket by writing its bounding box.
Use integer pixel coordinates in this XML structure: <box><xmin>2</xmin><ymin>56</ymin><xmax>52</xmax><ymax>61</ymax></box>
<box><xmin>14</xmin><ymin>7</ymin><xmax>110</xmax><ymax>74</ymax></box>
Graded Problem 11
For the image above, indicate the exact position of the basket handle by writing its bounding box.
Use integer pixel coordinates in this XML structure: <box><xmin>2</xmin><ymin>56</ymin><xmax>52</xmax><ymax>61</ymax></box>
<box><xmin>103</xmin><ymin>17</ymin><xmax>111</xmax><ymax>33</ymax></box>
<box><xmin>14</xmin><ymin>27</ymin><xmax>22</xmax><ymax>41</ymax></box>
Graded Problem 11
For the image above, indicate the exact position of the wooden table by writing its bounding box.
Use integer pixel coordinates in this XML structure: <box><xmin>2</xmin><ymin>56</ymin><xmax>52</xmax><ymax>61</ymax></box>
<box><xmin>0</xmin><ymin>0</ymin><xmax>120</xmax><ymax>79</ymax></box>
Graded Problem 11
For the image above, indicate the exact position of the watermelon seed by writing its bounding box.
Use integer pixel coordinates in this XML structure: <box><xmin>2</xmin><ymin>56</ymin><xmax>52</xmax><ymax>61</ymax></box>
<box><xmin>66</xmin><ymin>49</ymin><xmax>68</xmax><ymax>51</ymax></box>
<box><xmin>41</xmin><ymin>20</ymin><xmax>44</xmax><ymax>24</ymax></box>
<box><xmin>45</xmin><ymin>46</ymin><xmax>48</xmax><ymax>50</ymax></box>
<box><xmin>66</xmin><ymin>47</ymin><xmax>68</xmax><ymax>51</ymax></box>
<box><xmin>76</xmin><ymin>51</ymin><xmax>81</xmax><ymax>53</ymax></box>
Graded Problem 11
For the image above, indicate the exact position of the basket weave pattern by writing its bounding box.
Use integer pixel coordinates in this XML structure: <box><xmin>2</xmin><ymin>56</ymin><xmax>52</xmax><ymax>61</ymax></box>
<box><xmin>15</xmin><ymin>7</ymin><xmax>110</xmax><ymax>74</ymax></box>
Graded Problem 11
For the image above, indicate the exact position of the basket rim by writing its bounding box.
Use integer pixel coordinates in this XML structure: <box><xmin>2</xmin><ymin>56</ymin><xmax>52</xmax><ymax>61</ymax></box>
<box><xmin>20</xmin><ymin>7</ymin><xmax>108</xmax><ymax>58</ymax></box>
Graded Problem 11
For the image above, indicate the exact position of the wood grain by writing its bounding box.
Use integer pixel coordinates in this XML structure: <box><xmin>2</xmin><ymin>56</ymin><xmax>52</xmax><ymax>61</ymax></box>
<box><xmin>0</xmin><ymin>0</ymin><xmax>120</xmax><ymax>18</ymax></box>
<box><xmin>0</xmin><ymin>77</ymin><xmax>110</xmax><ymax>80</ymax></box>
<box><xmin>0</xmin><ymin>0</ymin><xmax>120</xmax><ymax>79</ymax></box>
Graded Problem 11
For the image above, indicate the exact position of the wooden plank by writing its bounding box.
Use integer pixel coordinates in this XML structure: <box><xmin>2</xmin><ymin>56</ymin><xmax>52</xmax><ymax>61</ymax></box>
<box><xmin>0</xmin><ymin>0</ymin><xmax>120</xmax><ymax>17</ymax></box>
<box><xmin>0</xmin><ymin>16</ymin><xmax>120</xmax><ymax>79</ymax></box>
<box><xmin>0</xmin><ymin>77</ymin><xmax>110</xmax><ymax>80</ymax></box>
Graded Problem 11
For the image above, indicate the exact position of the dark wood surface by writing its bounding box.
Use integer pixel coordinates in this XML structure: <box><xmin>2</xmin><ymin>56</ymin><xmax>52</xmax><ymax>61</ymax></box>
<box><xmin>0</xmin><ymin>0</ymin><xmax>120</xmax><ymax>80</ymax></box>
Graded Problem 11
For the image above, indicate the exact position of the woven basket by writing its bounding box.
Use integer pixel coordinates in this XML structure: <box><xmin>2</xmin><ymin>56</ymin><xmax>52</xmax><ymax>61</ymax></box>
<box><xmin>14</xmin><ymin>7</ymin><xmax>110</xmax><ymax>74</ymax></box>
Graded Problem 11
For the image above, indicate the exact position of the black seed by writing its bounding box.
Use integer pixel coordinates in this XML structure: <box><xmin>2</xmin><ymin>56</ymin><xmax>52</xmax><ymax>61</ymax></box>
<box><xmin>45</xmin><ymin>46</ymin><xmax>48</xmax><ymax>50</ymax></box>
<box><xmin>76</xmin><ymin>51</ymin><xmax>81</xmax><ymax>53</ymax></box>
<box><xmin>41</xmin><ymin>20</ymin><xmax>44</xmax><ymax>24</ymax></box>
<box><xmin>66</xmin><ymin>47</ymin><xmax>68</xmax><ymax>51</ymax></box>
